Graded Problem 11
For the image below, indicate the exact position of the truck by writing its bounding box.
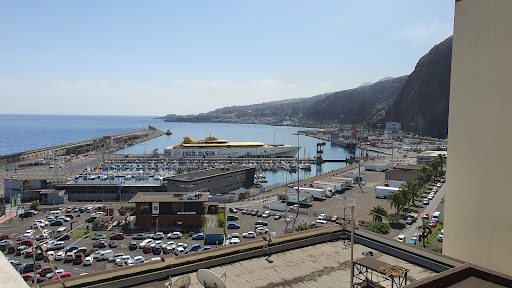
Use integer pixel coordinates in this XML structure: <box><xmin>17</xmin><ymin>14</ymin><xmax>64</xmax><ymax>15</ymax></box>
<box><xmin>329</xmin><ymin>176</ymin><xmax>354</xmax><ymax>187</ymax></box>
<box><xmin>375</xmin><ymin>186</ymin><xmax>400</xmax><ymax>198</ymax></box>
<box><xmin>340</xmin><ymin>173</ymin><xmax>367</xmax><ymax>183</ymax></box>
<box><xmin>364</xmin><ymin>163</ymin><xmax>390</xmax><ymax>172</ymax></box>
<box><xmin>278</xmin><ymin>193</ymin><xmax>312</xmax><ymax>204</ymax></box>
<box><xmin>309</xmin><ymin>182</ymin><xmax>337</xmax><ymax>192</ymax></box>
<box><xmin>269</xmin><ymin>203</ymin><xmax>286</xmax><ymax>212</ymax></box>
<box><xmin>293</xmin><ymin>187</ymin><xmax>330</xmax><ymax>199</ymax></box>
<box><xmin>312</xmin><ymin>180</ymin><xmax>344</xmax><ymax>191</ymax></box>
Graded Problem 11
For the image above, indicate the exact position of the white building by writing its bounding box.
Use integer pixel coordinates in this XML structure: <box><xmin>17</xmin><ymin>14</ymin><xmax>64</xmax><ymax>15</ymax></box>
<box><xmin>417</xmin><ymin>151</ymin><xmax>447</xmax><ymax>166</ymax></box>
<box><xmin>383</xmin><ymin>122</ymin><xmax>403</xmax><ymax>139</ymax></box>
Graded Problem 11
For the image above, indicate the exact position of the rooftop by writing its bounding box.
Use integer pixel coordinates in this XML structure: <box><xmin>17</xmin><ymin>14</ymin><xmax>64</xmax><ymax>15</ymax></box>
<box><xmin>128</xmin><ymin>192</ymin><xmax>209</xmax><ymax>203</ymax></box>
<box><xmin>164</xmin><ymin>166</ymin><xmax>252</xmax><ymax>182</ymax></box>
<box><xmin>385</xmin><ymin>168</ymin><xmax>420</xmax><ymax>182</ymax></box>
<box><xmin>418</xmin><ymin>151</ymin><xmax>447</xmax><ymax>157</ymax></box>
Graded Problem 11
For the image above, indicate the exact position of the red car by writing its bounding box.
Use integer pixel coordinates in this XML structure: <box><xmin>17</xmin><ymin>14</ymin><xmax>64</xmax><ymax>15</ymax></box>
<box><xmin>110</xmin><ymin>233</ymin><xmax>125</xmax><ymax>240</ymax></box>
<box><xmin>21</xmin><ymin>273</ymin><xmax>40</xmax><ymax>281</ymax></box>
<box><xmin>429</xmin><ymin>221</ymin><xmax>438</xmax><ymax>228</ymax></box>
<box><xmin>0</xmin><ymin>235</ymin><xmax>10</xmax><ymax>241</ymax></box>
<box><xmin>143</xmin><ymin>245</ymin><xmax>152</xmax><ymax>254</ymax></box>
<box><xmin>330</xmin><ymin>215</ymin><xmax>339</xmax><ymax>222</ymax></box>
<box><xmin>37</xmin><ymin>266</ymin><xmax>53</xmax><ymax>277</ymax></box>
<box><xmin>422</xmin><ymin>212</ymin><xmax>430</xmax><ymax>219</ymax></box>
<box><xmin>20</xmin><ymin>239</ymin><xmax>33</xmax><ymax>246</ymax></box>
<box><xmin>52</xmin><ymin>272</ymin><xmax>72</xmax><ymax>280</ymax></box>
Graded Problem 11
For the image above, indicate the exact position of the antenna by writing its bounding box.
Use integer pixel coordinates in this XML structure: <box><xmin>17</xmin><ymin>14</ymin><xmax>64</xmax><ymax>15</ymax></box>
<box><xmin>170</xmin><ymin>275</ymin><xmax>191</xmax><ymax>288</ymax></box>
<box><xmin>196</xmin><ymin>269</ymin><xmax>226</xmax><ymax>288</ymax></box>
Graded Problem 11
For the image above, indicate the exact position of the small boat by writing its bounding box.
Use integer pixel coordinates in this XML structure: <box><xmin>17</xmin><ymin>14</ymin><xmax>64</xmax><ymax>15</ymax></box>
<box><xmin>165</xmin><ymin>129</ymin><xmax>172</xmax><ymax>135</ymax></box>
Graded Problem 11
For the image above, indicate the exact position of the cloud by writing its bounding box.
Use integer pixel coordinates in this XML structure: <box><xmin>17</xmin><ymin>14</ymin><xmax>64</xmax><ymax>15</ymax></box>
<box><xmin>401</xmin><ymin>21</ymin><xmax>453</xmax><ymax>43</ymax></box>
<box><xmin>0</xmin><ymin>77</ymin><xmax>334</xmax><ymax>116</ymax></box>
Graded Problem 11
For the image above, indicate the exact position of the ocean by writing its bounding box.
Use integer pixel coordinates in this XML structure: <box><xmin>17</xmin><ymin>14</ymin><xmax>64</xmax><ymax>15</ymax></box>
<box><xmin>0</xmin><ymin>114</ymin><xmax>372</xmax><ymax>186</ymax></box>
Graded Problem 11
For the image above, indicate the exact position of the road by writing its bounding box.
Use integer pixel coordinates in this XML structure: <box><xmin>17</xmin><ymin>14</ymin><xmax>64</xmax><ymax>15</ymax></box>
<box><xmin>400</xmin><ymin>181</ymin><xmax>446</xmax><ymax>243</ymax></box>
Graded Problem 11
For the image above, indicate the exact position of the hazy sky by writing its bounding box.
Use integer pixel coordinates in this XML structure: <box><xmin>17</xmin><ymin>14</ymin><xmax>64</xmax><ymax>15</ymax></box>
<box><xmin>0</xmin><ymin>1</ymin><xmax>454</xmax><ymax>116</ymax></box>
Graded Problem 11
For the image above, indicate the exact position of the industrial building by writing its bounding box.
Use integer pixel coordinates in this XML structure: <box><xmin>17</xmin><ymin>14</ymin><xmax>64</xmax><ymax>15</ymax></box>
<box><xmin>54</xmin><ymin>183</ymin><xmax>162</xmax><ymax>202</ymax></box>
<box><xmin>384</xmin><ymin>122</ymin><xmax>403</xmax><ymax>139</ymax></box>
<box><xmin>384</xmin><ymin>167</ymin><xmax>420</xmax><ymax>188</ymax></box>
<box><xmin>163</xmin><ymin>166</ymin><xmax>255</xmax><ymax>194</ymax></box>
<box><xmin>416</xmin><ymin>151</ymin><xmax>447</xmax><ymax>166</ymax></box>
<box><xmin>128</xmin><ymin>192</ymin><xmax>209</xmax><ymax>231</ymax></box>
<box><xmin>444</xmin><ymin>0</ymin><xmax>512</xmax><ymax>277</ymax></box>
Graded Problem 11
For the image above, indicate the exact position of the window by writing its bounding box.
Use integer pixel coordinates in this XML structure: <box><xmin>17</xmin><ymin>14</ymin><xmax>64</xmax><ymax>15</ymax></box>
<box><xmin>139</xmin><ymin>203</ymin><xmax>151</xmax><ymax>215</ymax></box>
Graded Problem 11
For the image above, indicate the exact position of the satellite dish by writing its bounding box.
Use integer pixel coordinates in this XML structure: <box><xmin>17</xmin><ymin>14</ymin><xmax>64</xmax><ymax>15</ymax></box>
<box><xmin>196</xmin><ymin>269</ymin><xmax>226</xmax><ymax>288</ymax></box>
<box><xmin>171</xmin><ymin>275</ymin><xmax>191</xmax><ymax>288</ymax></box>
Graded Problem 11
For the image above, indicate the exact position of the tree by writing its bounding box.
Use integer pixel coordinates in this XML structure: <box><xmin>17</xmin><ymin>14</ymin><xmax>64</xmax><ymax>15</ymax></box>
<box><xmin>369</xmin><ymin>205</ymin><xmax>388</xmax><ymax>222</ymax></box>
<box><xmin>365</xmin><ymin>222</ymin><xmax>390</xmax><ymax>234</ymax></box>
<box><xmin>294</xmin><ymin>222</ymin><xmax>312</xmax><ymax>232</ymax></box>
<box><xmin>30</xmin><ymin>201</ymin><xmax>40</xmax><ymax>212</ymax></box>
<box><xmin>176</xmin><ymin>167</ymin><xmax>185</xmax><ymax>175</ymax></box>
<box><xmin>416</xmin><ymin>219</ymin><xmax>431</xmax><ymax>248</ymax></box>
<box><xmin>388</xmin><ymin>191</ymin><xmax>406</xmax><ymax>213</ymax></box>
<box><xmin>387</xmin><ymin>213</ymin><xmax>401</xmax><ymax>224</ymax></box>
<box><xmin>20</xmin><ymin>180</ymin><xmax>32</xmax><ymax>203</ymax></box>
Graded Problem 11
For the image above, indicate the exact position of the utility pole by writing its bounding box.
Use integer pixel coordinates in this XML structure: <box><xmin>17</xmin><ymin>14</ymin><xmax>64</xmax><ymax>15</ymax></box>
<box><xmin>349</xmin><ymin>205</ymin><xmax>355</xmax><ymax>288</ymax></box>
<box><xmin>284</xmin><ymin>172</ymin><xmax>288</xmax><ymax>232</ymax></box>
<box><xmin>296</xmin><ymin>134</ymin><xmax>300</xmax><ymax>220</ymax></box>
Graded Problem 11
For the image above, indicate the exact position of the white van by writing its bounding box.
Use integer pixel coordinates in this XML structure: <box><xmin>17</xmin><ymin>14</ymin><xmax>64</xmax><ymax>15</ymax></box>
<box><xmin>56</xmin><ymin>227</ymin><xmax>69</xmax><ymax>234</ymax></box>
<box><xmin>48</xmin><ymin>210</ymin><xmax>61</xmax><ymax>218</ymax></box>
<box><xmin>98</xmin><ymin>250</ymin><xmax>114</xmax><ymax>261</ymax></box>
<box><xmin>312</xmin><ymin>220</ymin><xmax>328</xmax><ymax>226</ymax></box>
<box><xmin>432</xmin><ymin>211</ymin><xmax>441</xmax><ymax>222</ymax></box>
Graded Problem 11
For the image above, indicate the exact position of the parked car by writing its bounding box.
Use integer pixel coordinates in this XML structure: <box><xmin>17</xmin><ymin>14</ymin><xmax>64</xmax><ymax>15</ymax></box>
<box><xmin>115</xmin><ymin>256</ymin><xmax>132</xmax><ymax>267</ymax></box>
<box><xmin>423</xmin><ymin>212</ymin><xmax>430</xmax><ymax>219</ymax></box>
<box><xmin>91</xmin><ymin>234</ymin><xmax>106</xmax><ymax>240</ymax></box>
<box><xmin>225</xmin><ymin>238</ymin><xmax>240</xmax><ymax>245</ymax></box>
<box><xmin>273</xmin><ymin>214</ymin><xmax>282</xmax><ymax>220</ymax></box>
<box><xmin>199</xmin><ymin>246</ymin><xmax>211</xmax><ymax>252</ymax></box>
<box><xmin>65</xmin><ymin>245</ymin><xmax>79</xmax><ymax>253</ymax></box>
<box><xmin>47</xmin><ymin>242</ymin><xmax>65</xmax><ymax>251</ymax></box>
<box><xmin>0</xmin><ymin>235</ymin><xmax>11</xmax><ymax>241</ymax></box>
<box><xmin>330</xmin><ymin>215</ymin><xmax>339</xmax><ymax>222</ymax></box>
<box><xmin>46</xmin><ymin>269</ymin><xmax>64</xmax><ymax>279</ymax></box>
<box><xmin>108</xmin><ymin>253</ymin><xmax>125</xmax><ymax>263</ymax></box>
<box><xmin>50</xmin><ymin>220</ymin><xmax>64</xmax><ymax>226</ymax></box>
<box><xmin>428</xmin><ymin>193</ymin><xmax>435</xmax><ymax>200</ymax></box>
<box><xmin>92</xmin><ymin>241</ymin><xmax>107</xmax><ymax>248</ymax></box>
<box><xmin>36</xmin><ymin>266</ymin><xmax>54</xmax><ymax>277</ymax></box>
<box><xmin>243</xmin><ymin>231</ymin><xmax>256</xmax><ymax>238</ymax></box>
<box><xmin>227</xmin><ymin>222</ymin><xmax>241</xmax><ymax>229</ymax></box>
<box><xmin>18</xmin><ymin>263</ymin><xmax>42</xmax><ymax>273</ymax></box>
<box><xmin>255</xmin><ymin>226</ymin><xmax>269</xmax><ymax>234</ymax></box>
<box><xmin>167</xmin><ymin>232</ymin><xmax>182</xmax><ymax>239</ymax></box>
<box><xmin>73</xmin><ymin>252</ymin><xmax>84</xmax><ymax>265</ymax></box>
<box><xmin>139</xmin><ymin>239</ymin><xmax>154</xmax><ymax>249</ymax></box>
<box><xmin>132</xmin><ymin>233</ymin><xmax>146</xmax><ymax>240</ymax></box>
<box><xmin>185</xmin><ymin>244</ymin><xmax>201</xmax><ymax>254</ymax></box>
<box><xmin>109</xmin><ymin>241</ymin><xmax>118</xmax><ymax>248</ymax></box>
<box><xmin>192</xmin><ymin>233</ymin><xmax>205</xmax><ymax>240</ymax></box>
<box><xmin>128</xmin><ymin>256</ymin><xmax>145</xmax><ymax>265</ymax></box>
<box><xmin>226</xmin><ymin>215</ymin><xmax>238</xmax><ymax>221</ymax></box>
<box><xmin>143</xmin><ymin>245</ymin><xmax>152</xmax><ymax>254</ymax></box>
<box><xmin>150</xmin><ymin>232</ymin><xmax>164</xmax><ymax>240</ymax></box>
<box><xmin>397</xmin><ymin>234</ymin><xmax>406</xmax><ymax>242</ymax></box>
<box><xmin>83</xmin><ymin>256</ymin><xmax>93</xmax><ymax>266</ymax></box>
<box><xmin>318</xmin><ymin>214</ymin><xmax>327</xmax><ymax>220</ymax></box>
<box><xmin>254</xmin><ymin>220</ymin><xmax>268</xmax><ymax>227</ymax></box>
<box><xmin>429</xmin><ymin>221</ymin><xmax>438</xmax><ymax>228</ymax></box>
<box><xmin>174</xmin><ymin>247</ymin><xmax>185</xmax><ymax>256</ymax></box>
<box><xmin>129</xmin><ymin>241</ymin><xmax>137</xmax><ymax>251</ymax></box>
<box><xmin>110</xmin><ymin>233</ymin><xmax>125</xmax><ymax>240</ymax></box>
<box><xmin>55</xmin><ymin>251</ymin><xmax>65</xmax><ymax>261</ymax></box>
<box><xmin>228</xmin><ymin>208</ymin><xmax>237</xmax><ymax>213</ymax></box>
<box><xmin>423</xmin><ymin>198</ymin><xmax>430</xmax><ymax>205</ymax></box>
<box><xmin>56</xmin><ymin>233</ymin><xmax>71</xmax><ymax>241</ymax></box>
<box><xmin>52</xmin><ymin>272</ymin><xmax>72</xmax><ymax>280</ymax></box>
<box><xmin>261</xmin><ymin>211</ymin><xmax>271</xmax><ymax>218</ymax></box>
<box><xmin>250</xmin><ymin>210</ymin><xmax>259</xmax><ymax>216</ymax></box>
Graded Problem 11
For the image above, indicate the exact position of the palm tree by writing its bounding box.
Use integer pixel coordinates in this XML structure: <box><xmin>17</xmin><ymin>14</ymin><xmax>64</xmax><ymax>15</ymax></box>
<box><xmin>416</xmin><ymin>219</ymin><xmax>431</xmax><ymax>248</ymax></box>
<box><xmin>20</xmin><ymin>179</ymin><xmax>31</xmax><ymax>204</ymax></box>
<box><xmin>369</xmin><ymin>205</ymin><xmax>388</xmax><ymax>222</ymax></box>
<box><xmin>387</xmin><ymin>191</ymin><xmax>406</xmax><ymax>213</ymax></box>
<box><xmin>294</xmin><ymin>222</ymin><xmax>312</xmax><ymax>232</ymax></box>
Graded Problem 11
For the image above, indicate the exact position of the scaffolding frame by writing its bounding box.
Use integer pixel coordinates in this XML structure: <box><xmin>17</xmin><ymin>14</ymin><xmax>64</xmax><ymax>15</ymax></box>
<box><xmin>353</xmin><ymin>257</ymin><xmax>409</xmax><ymax>288</ymax></box>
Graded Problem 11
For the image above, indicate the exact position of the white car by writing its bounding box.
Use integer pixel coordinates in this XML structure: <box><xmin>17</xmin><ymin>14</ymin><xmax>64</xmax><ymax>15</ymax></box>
<box><xmin>139</xmin><ymin>239</ymin><xmax>154</xmax><ymax>249</ymax></box>
<box><xmin>255</xmin><ymin>226</ymin><xmax>269</xmax><ymax>234</ymax></box>
<box><xmin>318</xmin><ymin>214</ymin><xmax>327</xmax><ymax>220</ymax></box>
<box><xmin>83</xmin><ymin>256</ymin><xmax>93</xmax><ymax>266</ymax></box>
<box><xmin>151</xmin><ymin>232</ymin><xmax>165</xmax><ymax>240</ymax></box>
<box><xmin>150</xmin><ymin>240</ymin><xmax>163</xmax><ymax>248</ymax></box>
<box><xmin>167</xmin><ymin>232</ymin><xmax>182</xmax><ymax>239</ymax></box>
<box><xmin>228</xmin><ymin>233</ymin><xmax>240</xmax><ymax>239</ymax></box>
<box><xmin>177</xmin><ymin>243</ymin><xmax>187</xmax><ymax>249</ymax></box>
<box><xmin>286</xmin><ymin>216</ymin><xmax>294</xmax><ymax>222</ymax></box>
<box><xmin>128</xmin><ymin>256</ymin><xmax>145</xmax><ymax>265</ymax></box>
<box><xmin>428</xmin><ymin>193</ymin><xmax>435</xmax><ymax>200</ymax></box>
<box><xmin>397</xmin><ymin>234</ymin><xmax>406</xmax><ymax>242</ymax></box>
<box><xmin>145</xmin><ymin>257</ymin><xmax>162</xmax><ymax>263</ymax></box>
<box><xmin>225</xmin><ymin>238</ymin><xmax>240</xmax><ymax>245</ymax></box>
<box><xmin>243</xmin><ymin>231</ymin><xmax>256</xmax><ymax>238</ymax></box>
<box><xmin>115</xmin><ymin>255</ymin><xmax>132</xmax><ymax>267</ymax></box>
<box><xmin>261</xmin><ymin>211</ymin><xmax>271</xmax><ymax>218</ymax></box>
<box><xmin>33</xmin><ymin>221</ymin><xmax>45</xmax><ymax>228</ymax></box>
<box><xmin>423</xmin><ymin>198</ymin><xmax>429</xmax><ymax>205</ymax></box>
<box><xmin>57</xmin><ymin>216</ymin><xmax>71</xmax><ymax>222</ymax></box>
<box><xmin>437</xmin><ymin>183</ymin><xmax>442</xmax><ymax>187</ymax></box>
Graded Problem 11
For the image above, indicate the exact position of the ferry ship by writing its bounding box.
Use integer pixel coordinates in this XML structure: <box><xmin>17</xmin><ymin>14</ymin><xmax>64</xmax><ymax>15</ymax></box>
<box><xmin>164</xmin><ymin>136</ymin><xmax>299</xmax><ymax>158</ymax></box>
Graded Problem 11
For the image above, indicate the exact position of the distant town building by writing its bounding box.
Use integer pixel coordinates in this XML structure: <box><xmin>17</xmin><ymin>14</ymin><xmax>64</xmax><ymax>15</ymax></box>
<box><xmin>128</xmin><ymin>192</ymin><xmax>208</xmax><ymax>230</ymax></box>
<box><xmin>417</xmin><ymin>151</ymin><xmax>447</xmax><ymax>166</ymax></box>
<box><xmin>384</xmin><ymin>122</ymin><xmax>403</xmax><ymax>139</ymax></box>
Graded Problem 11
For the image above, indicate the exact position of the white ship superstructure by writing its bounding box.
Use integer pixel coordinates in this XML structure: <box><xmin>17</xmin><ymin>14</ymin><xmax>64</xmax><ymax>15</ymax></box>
<box><xmin>164</xmin><ymin>136</ymin><xmax>299</xmax><ymax>159</ymax></box>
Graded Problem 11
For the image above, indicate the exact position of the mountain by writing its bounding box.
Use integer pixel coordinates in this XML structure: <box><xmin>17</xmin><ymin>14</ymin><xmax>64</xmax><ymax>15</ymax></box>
<box><xmin>375</xmin><ymin>37</ymin><xmax>453</xmax><ymax>138</ymax></box>
<box><xmin>300</xmin><ymin>76</ymin><xmax>408</xmax><ymax>124</ymax></box>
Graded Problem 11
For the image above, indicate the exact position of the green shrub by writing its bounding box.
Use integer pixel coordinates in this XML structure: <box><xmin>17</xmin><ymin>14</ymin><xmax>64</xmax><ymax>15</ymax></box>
<box><xmin>365</xmin><ymin>222</ymin><xmax>390</xmax><ymax>235</ymax></box>
<box><xmin>30</xmin><ymin>201</ymin><xmax>40</xmax><ymax>212</ymax></box>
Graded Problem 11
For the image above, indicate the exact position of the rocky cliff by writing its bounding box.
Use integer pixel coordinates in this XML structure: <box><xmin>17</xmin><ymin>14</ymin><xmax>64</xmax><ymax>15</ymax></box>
<box><xmin>375</xmin><ymin>37</ymin><xmax>453</xmax><ymax>138</ymax></box>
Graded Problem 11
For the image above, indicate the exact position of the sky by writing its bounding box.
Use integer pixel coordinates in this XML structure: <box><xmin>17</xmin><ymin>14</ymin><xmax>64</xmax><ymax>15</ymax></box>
<box><xmin>0</xmin><ymin>1</ymin><xmax>455</xmax><ymax>116</ymax></box>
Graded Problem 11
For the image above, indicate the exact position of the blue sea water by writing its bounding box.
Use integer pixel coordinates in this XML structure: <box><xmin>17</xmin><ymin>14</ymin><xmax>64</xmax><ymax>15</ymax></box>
<box><xmin>0</xmin><ymin>114</ymin><xmax>374</xmax><ymax>186</ymax></box>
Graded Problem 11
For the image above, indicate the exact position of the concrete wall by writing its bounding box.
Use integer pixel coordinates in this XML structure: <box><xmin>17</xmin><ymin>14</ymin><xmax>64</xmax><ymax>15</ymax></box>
<box><xmin>444</xmin><ymin>0</ymin><xmax>512</xmax><ymax>276</ymax></box>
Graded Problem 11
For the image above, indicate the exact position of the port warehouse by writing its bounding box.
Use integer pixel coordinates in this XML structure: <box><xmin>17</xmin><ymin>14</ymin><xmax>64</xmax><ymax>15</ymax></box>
<box><xmin>0</xmin><ymin>128</ymin><xmax>163</xmax><ymax>166</ymax></box>
<box><xmin>128</xmin><ymin>192</ymin><xmax>209</xmax><ymax>230</ymax></box>
<box><xmin>3</xmin><ymin>166</ymin><xmax>255</xmax><ymax>203</ymax></box>
<box><xmin>36</xmin><ymin>225</ymin><xmax>512</xmax><ymax>288</ymax></box>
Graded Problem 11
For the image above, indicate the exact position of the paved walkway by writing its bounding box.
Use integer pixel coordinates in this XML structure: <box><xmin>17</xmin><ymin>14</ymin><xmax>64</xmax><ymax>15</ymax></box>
<box><xmin>205</xmin><ymin>214</ymin><xmax>218</xmax><ymax>229</ymax></box>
